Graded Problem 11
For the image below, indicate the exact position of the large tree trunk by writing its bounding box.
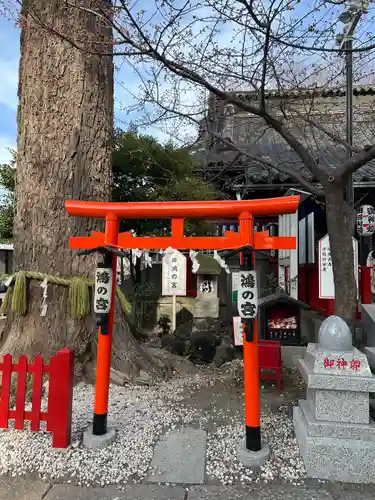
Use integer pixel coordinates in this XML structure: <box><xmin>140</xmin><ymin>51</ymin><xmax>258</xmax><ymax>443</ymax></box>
<box><xmin>0</xmin><ymin>1</ymin><xmax>165</xmax><ymax>381</ymax></box>
<box><xmin>324</xmin><ymin>181</ymin><xmax>357</xmax><ymax>323</ymax></box>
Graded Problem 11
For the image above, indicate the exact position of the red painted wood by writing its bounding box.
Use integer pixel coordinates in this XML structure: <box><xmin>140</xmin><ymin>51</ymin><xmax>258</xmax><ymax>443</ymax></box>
<box><xmin>46</xmin><ymin>357</ymin><xmax>56</xmax><ymax>433</ymax></box>
<box><xmin>258</xmin><ymin>341</ymin><xmax>283</xmax><ymax>392</ymax></box>
<box><xmin>299</xmin><ymin>264</ymin><xmax>325</xmax><ymax>315</ymax></box>
<box><xmin>0</xmin><ymin>354</ymin><xmax>12</xmax><ymax>428</ymax></box>
<box><xmin>30</xmin><ymin>355</ymin><xmax>44</xmax><ymax>432</ymax></box>
<box><xmin>68</xmin><ymin>232</ymin><xmax>105</xmax><ymax>249</ymax></box>
<box><xmin>66</xmin><ymin>196</ymin><xmax>300</xmax><ymax>219</ymax></box>
<box><xmin>299</xmin><ymin>264</ymin><xmax>373</xmax><ymax>318</ymax></box>
<box><xmin>70</xmin><ymin>217</ymin><xmax>296</xmax><ymax>252</ymax></box>
<box><xmin>47</xmin><ymin>348</ymin><xmax>74</xmax><ymax>448</ymax></box>
<box><xmin>0</xmin><ymin>349</ymin><xmax>73</xmax><ymax>448</ymax></box>
<box><xmin>23</xmin><ymin>410</ymin><xmax>48</xmax><ymax>421</ymax></box>
<box><xmin>14</xmin><ymin>356</ymin><xmax>28</xmax><ymax>430</ymax></box>
<box><xmin>171</xmin><ymin>218</ymin><xmax>184</xmax><ymax>238</ymax></box>
<box><xmin>327</xmin><ymin>300</ymin><xmax>335</xmax><ymax>316</ymax></box>
<box><xmin>361</xmin><ymin>266</ymin><xmax>372</xmax><ymax>304</ymax></box>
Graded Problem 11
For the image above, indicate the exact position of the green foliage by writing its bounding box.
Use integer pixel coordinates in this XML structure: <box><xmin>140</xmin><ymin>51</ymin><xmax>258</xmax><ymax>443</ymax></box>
<box><xmin>112</xmin><ymin>129</ymin><xmax>219</xmax><ymax>236</ymax></box>
<box><xmin>0</xmin><ymin>159</ymin><xmax>15</xmax><ymax>192</ymax></box>
<box><xmin>129</xmin><ymin>281</ymin><xmax>159</xmax><ymax>330</ymax></box>
<box><xmin>0</xmin><ymin>151</ymin><xmax>16</xmax><ymax>242</ymax></box>
<box><xmin>0</xmin><ymin>133</ymin><xmax>219</xmax><ymax>243</ymax></box>
<box><xmin>0</xmin><ymin>202</ymin><xmax>14</xmax><ymax>242</ymax></box>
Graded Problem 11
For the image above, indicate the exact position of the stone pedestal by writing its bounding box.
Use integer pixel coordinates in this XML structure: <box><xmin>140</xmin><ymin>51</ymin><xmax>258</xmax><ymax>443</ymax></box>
<box><xmin>237</xmin><ymin>441</ymin><xmax>270</xmax><ymax>468</ymax></box>
<box><xmin>83</xmin><ymin>428</ymin><xmax>116</xmax><ymax>449</ymax></box>
<box><xmin>293</xmin><ymin>315</ymin><xmax>375</xmax><ymax>483</ymax></box>
<box><xmin>365</xmin><ymin>346</ymin><xmax>375</xmax><ymax>369</ymax></box>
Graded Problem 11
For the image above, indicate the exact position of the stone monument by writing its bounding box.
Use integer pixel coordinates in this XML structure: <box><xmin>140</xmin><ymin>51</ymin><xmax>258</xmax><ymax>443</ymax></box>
<box><xmin>293</xmin><ymin>315</ymin><xmax>375</xmax><ymax>483</ymax></box>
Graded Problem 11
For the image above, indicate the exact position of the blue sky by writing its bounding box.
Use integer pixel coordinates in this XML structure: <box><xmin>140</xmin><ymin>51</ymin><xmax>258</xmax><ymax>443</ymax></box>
<box><xmin>0</xmin><ymin>16</ymin><xmax>19</xmax><ymax>164</ymax></box>
<box><xmin>1</xmin><ymin>1</ymin><xmax>374</xmax><ymax>167</ymax></box>
<box><xmin>0</xmin><ymin>11</ymin><xmax>171</xmax><ymax>166</ymax></box>
<box><xmin>0</xmin><ymin>1</ymin><xmax>249</xmax><ymax>164</ymax></box>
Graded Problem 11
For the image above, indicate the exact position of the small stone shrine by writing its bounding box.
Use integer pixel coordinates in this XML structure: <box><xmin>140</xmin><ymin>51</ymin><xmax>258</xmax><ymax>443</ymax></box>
<box><xmin>293</xmin><ymin>315</ymin><xmax>375</xmax><ymax>483</ymax></box>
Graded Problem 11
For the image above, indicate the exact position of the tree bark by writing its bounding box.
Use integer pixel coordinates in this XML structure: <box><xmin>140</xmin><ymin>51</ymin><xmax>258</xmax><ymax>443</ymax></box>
<box><xmin>324</xmin><ymin>181</ymin><xmax>357</xmax><ymax>323</ymax></box>
<box><xmin>0</xmin><ymin>1</ymin><xmax>165</xmax><ymax>381</ymax></box>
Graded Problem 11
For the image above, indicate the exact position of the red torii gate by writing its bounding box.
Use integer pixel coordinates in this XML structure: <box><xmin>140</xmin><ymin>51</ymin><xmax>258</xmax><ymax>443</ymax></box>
<box><xmin>66</xmin><ymin>196</ymin><xmax>299</xmax><ymax>453</ymax></box>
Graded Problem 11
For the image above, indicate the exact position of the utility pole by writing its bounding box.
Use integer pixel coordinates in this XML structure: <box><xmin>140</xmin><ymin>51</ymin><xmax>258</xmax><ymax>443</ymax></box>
<box><xmin>345</xmin><ymin>35</ymin><xmax>354</xmax><ymax>209</ymax></box>
<box><xmin>337</xmin><ymin>1</ymin><xmax>370</xmax><ymax>209</ymax></box>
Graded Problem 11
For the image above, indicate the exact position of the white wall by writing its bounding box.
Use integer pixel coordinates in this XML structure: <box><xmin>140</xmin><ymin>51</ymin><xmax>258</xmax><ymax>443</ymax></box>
<box><xmin>278</xmin><ymin>211</ymin><xmax>298</xmax><ymax>299</ymax></box>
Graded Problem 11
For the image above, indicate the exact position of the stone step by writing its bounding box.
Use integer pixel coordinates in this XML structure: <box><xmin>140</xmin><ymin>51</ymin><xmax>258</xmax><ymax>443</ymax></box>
<box><xmin>147</xmin><ymin>427</ymin><xmax>207</xmax><ymax>485</ymax></box>
<box><xmin>293</xmin><ymin>404</ymin><xmax>375</xmax><ymax>483</ymax></box>
<box><xmin>298</xmin><ymin>399</ymin><xmax>375</xmax><ymax>441</ymax></box>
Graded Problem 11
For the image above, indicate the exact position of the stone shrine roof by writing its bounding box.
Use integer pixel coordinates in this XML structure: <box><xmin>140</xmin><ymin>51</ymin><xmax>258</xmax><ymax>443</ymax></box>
<box><xmin>258</xmin><ymin>291</ymin><xmax>310</xmax><ymax>309</ymax></box>
<box><xmin>196</xmin><ymin>254</ymin><xmax>222</xmax><ymax>276</ymax></box>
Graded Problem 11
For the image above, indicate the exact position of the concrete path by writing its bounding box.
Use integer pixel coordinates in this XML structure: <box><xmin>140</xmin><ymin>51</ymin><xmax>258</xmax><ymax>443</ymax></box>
<box><xmin>4</xmin><ymin>477</ymin><xmax>375</xmax><ymax>500</ymax></box>
<box><xmin>0</xmin><ymin>477</ymin><xmax>50</xmax><ymax>500</ymax></box>
<box><xmin>147</xmin><ymin>427</ymin><xmax>207</xmax><ymax>485</ymax></box>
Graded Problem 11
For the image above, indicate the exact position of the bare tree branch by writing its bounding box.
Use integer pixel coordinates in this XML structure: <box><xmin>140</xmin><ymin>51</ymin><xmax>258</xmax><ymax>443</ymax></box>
<box><xmin>8</xmin><ymin>0</ymin><xmax>375</xmax><ymax>189</ymax></box>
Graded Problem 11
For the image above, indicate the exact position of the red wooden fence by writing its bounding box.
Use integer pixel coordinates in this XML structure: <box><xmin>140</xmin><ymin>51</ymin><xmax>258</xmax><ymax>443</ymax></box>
<box><xmin>299</xmin><ymin>264</ymin><xmax>373</xmax><ymax>318</ymax></box>
<box><xmin>0</xmin><ymin>347</ymin><xmax>74</xmax><ymax>448</ymax></box>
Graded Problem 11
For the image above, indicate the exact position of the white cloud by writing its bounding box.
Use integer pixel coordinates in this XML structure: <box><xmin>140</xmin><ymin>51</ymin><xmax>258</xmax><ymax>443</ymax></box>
<box><xmin>0</xmin><ymin>136</ymin><xmax>15</xmax><ymax>164</ymax></box>
<box><xmin>0</xmin><ymin>59</ymin><xmax>18</xmax><ymax>111</ymax></box>
<box><xmin>113</xmin><ymin>56</ymin><xmax>204</xmax><ymax>145</ymax></box>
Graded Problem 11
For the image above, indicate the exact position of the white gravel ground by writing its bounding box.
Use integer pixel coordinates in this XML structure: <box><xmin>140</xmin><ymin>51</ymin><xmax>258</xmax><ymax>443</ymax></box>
<box><xmin>0</xmin><ymin>374</ymin><xmax>213</xmax><ymax>486</ymax></box>
<box><xmin>206</xmin><ymin>411</ymin><xmax>306</xmax><ymax>486</ymax></box>
<box><xmin>0</xmin><ymin>364</ymin><xmax>306</xmax><ymax>487</ymax></box>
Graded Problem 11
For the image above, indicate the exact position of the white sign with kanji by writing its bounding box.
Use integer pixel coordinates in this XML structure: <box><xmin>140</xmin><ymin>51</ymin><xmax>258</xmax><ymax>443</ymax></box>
<box><xmin>237</xmin><ymin>271</ymin><xmax>258</xmax><ymax>318</ymax></box>
<box><xmin>318</xmin><ymin>235</ymin><xmax>358</xmax><ymax>299</ymax></box>
<box><xmin>162</xmin><ymin>250</ymin><xmax>187</xmax><ymax>296</ymax></box>
<box><xmin>233</xmin><ymin>316</ymin><xmax>243</xmax><ymax>346</ymax></box>
<box><xmin>94</xmin><ymin>267</ymin><xmax>113</xmax><ymax>314</ymax></box>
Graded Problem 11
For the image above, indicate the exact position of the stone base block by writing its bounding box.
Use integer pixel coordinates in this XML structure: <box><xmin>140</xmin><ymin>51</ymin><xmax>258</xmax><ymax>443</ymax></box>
<box><xmin>298</xmin><ymin>399</ymin><xmax>375</xmax><ymax>441</ymax></box>
<box><xmin>237</xmin><ymin>440</ymin><xmax>270</xmax><ymax>468</ymax></box>
<box><xmin>294</xmin><ymin>403</ymin><xmax>375</xmax><ymax>483</ymax></box>
<box><xmin>306</xmin><ymin>387</ymin><xmax>369</xmax><ymax>424</ymax></box>
<box><xmin>298</xmin><ymin>356</ymin><xmax>375</xmax><ymax>393</ymax></box>
<box><xmin>83</xmin><ymin>428</ymin><xmax>116</xmax><ymax>449</ymax></box>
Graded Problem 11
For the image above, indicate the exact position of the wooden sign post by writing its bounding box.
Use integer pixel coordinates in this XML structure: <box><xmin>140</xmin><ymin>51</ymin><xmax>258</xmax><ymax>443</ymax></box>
<box><xmin>162</xmin><ymin>249</ymin><xmax>187</xmax><ymax>332</ymax></box>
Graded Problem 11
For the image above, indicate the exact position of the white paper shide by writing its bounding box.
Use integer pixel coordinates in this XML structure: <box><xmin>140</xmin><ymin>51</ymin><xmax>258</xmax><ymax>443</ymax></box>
<box><xmin>39</xmin><ymin>278</ymin><xmax>49</xmax><ymax>317</ymax></box>
<box><xmin>162</xmin><ymin>249</ymin><xmax>187</xmax><ymax>296</ymax></box>
<box><xmin>237</xmin><ymin>270</ymin><xmax>258</xmax><ymax>319</ymax></box>
<box><xmin>232</xmin><ymin>316</ymin><xmax>244</xmax><ymax>346</ymax></box>
<box><xmin>94</xmin><ymin>267</ymin><xmax>113</xmax><ymax>314</ymax></box>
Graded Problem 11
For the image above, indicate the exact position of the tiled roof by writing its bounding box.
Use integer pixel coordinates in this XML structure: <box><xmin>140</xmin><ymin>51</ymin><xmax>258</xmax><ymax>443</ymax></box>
<box><xmin>232</xmin><ymin>84</ymin><xmax>375</xmax><ymax>101</ymax></box>
<box><xmin>195</xmin><ymin>143</ymin><xmax>375</xmax><ymax>183</ymax></box>
<box><xmin>197</xmin><ymin>88</ymin><xmax>375</xmax><ymax>182</ymax></box>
